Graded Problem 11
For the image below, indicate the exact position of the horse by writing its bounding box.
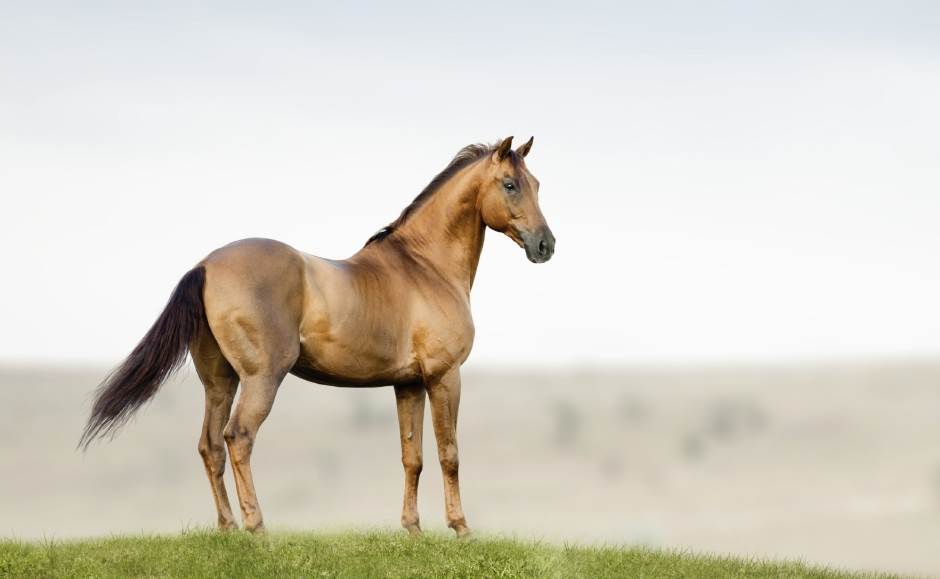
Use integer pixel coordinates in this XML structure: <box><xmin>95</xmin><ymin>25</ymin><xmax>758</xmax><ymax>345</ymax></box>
<box><xmin>80</xmin><ymin>136</ymin><xmax>555</xmax><ymax>538</ymax></box>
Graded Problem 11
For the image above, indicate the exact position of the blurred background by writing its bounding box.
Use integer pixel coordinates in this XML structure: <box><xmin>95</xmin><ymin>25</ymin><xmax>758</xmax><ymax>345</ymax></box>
<box><xmin>2</xmin><ymin>1</ymin><xmax>939</xmax><ymax>576</ymax></box>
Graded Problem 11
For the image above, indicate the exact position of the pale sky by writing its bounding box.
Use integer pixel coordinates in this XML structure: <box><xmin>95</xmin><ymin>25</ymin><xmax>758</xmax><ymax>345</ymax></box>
<box><xmin>2</xmin><ymin>1</ymin><xmax>940</xmax><ymax>366</ymax></box>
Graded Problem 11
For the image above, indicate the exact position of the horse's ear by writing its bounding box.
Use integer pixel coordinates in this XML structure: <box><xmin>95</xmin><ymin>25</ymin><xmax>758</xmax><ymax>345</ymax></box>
<box><xmin>516</xmin><ymin>136</ymin><xmax>534</xmax><ymax>158</ymax></box>
<box><xmin>494</xmin><ymin>136</ymin><xmax>514</xmax><ymax>160</ymax></box>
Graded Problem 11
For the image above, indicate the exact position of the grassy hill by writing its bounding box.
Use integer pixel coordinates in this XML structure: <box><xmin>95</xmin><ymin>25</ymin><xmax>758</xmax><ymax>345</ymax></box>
<box><xmin>0</xmin><ymin>530</ymin><xmax>902</xmax><ymax>578</ymax></box>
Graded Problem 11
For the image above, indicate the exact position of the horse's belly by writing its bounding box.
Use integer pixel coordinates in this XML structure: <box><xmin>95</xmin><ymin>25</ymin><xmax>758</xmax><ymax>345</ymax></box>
<box><xmin>293</xmin><ymin>334</ymin><xmax>418</xmax><ymax>387</ymax></box>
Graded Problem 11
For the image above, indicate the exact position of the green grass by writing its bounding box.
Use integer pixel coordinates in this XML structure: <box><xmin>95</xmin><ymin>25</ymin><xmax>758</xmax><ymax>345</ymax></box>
<box><xmin>0</xmin><ymin>529</ymin><xmax>903</xmax><ymax>579</ymax></box>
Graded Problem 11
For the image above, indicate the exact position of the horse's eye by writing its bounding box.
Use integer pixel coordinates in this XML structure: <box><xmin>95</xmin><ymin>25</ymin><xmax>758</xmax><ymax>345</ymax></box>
<box><xmin>504</xmin><ymin>181</ymin><xmax>516</xmax><ymax>192</ymax></box>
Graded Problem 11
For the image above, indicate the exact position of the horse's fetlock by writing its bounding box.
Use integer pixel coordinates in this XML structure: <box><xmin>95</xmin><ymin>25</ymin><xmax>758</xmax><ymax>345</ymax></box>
<box><xmin>401</xmin><ymin>513</ymin><xmax>420</xmax><ymax>528</ymax></box>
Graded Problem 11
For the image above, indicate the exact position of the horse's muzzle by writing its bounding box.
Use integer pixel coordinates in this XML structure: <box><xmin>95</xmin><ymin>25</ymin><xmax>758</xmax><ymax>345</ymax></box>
<box><xmin>522</xmin><ymin>227</ymin><xmax>555</xmax><ymax>263</ymax></box>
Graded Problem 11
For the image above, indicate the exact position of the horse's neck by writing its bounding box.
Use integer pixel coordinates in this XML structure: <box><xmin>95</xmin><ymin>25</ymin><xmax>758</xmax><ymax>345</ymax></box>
<box><xmin>388</xmin><ymin>166</ymin><xmax>486</xmax><ymax>294</ymax></box>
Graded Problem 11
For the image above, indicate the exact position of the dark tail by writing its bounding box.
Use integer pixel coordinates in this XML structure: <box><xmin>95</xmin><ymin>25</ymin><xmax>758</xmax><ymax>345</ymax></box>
<box><xmin>79</xmin><ymin>266</ymin><xmax>206</xmax><ymax>450</ymax></box>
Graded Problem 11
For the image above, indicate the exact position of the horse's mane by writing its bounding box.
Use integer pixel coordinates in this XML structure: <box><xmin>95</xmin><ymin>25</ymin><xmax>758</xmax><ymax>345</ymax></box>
<box><xmin>364</xmin><ymin>142</ymin><xmax>511</xmax><ymax>246</ymax></box>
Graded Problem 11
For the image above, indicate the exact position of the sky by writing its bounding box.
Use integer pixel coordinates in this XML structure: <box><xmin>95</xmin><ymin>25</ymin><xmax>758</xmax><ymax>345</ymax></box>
<box><xmin>2</xmin><ymin>1</ymin><xmax>940</xmax><ymax>366</ymax></box>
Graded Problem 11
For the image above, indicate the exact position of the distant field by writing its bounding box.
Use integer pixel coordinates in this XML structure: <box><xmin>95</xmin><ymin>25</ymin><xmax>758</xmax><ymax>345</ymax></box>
<box><xmin>0</xmin><ymin>531</ymin><xmax>903</xmax><ymax>579</ymax></box>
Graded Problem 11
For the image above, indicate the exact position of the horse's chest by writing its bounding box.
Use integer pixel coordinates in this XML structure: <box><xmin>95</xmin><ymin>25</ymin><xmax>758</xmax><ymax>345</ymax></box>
<box><xmin>410</xmin><ymin>299</ymin><xmax>475</xmax><ymax>366</ymax></box>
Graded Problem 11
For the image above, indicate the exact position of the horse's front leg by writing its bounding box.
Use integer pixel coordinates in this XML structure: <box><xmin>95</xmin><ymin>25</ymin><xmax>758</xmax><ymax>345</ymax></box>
<box><xmin>426</xmin><ymin>368</ymin><xmax>470</xmax><ymax>538</ymax></box>
<box><xmin>394</xmin><ymin>383</ymin><xmax>426</xmax><ymax>535</ymax></box>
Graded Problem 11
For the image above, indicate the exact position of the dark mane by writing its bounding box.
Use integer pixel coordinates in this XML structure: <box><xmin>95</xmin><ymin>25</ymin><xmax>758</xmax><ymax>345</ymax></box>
<box><xmin>364</xmin><ymin>142</ymin><xmax>506</xmax><ymax>246</ymax></box>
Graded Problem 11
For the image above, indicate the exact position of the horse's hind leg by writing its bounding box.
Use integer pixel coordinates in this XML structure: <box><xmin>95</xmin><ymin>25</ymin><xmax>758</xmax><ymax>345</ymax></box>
<box><xmin>394</xmin><ymin>383</ymin><xmax>426</xmax><ymax>535</ymax></box>
<box><xmin>191</xmin><ymin>332</ymin><xmax>239</xmax><ymax>530</ymax></box>
<box><xmin>223</xmin><ymin>373</ymin><xmax>284</xmax><ymax>533</ymax></box>
<box><xmin>207</xmin><ymin>298</ymin><xmax>299</xmax><ymax>533</ymax></box>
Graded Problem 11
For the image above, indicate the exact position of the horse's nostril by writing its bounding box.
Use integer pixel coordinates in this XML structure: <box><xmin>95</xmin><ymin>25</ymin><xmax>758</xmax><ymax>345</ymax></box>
<box><xmin>538</xmin><ymin>239</ymin><xmax>548</xmax><ymax>255</ymax></box>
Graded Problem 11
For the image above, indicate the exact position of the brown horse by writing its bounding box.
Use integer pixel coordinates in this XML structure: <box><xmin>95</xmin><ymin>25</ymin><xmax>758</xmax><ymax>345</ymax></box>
<box><xmin>80</xmin><ymin>136</ymin><xmax>554</xmax><ymax>537</ymax></box>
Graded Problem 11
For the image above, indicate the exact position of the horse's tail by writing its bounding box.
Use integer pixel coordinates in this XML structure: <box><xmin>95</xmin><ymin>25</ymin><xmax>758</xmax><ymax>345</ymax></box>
<box><xmin>79</xmin><ymin>266</ymin><xmax>206</xmax><ymax>450</ymax></box>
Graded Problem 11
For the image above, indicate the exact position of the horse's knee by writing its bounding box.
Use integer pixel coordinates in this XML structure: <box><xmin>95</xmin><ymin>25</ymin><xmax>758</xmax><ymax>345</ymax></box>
<box><xmin>438</xmin><ymin>443</ymin><xmax>458</xmax><ymax>475</ymax></box>
<box><xmin>198</xmin><ymin>437</ymin><xmax>210</xmax><ymax>457</ymax></box>
<box><xmin>402</xmin><ymin>454</ymin><xmax>423</xmax><ymax>475</ymax></box>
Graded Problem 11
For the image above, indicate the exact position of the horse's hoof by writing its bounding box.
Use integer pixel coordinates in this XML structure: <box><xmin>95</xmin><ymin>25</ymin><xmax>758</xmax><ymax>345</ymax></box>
<box><xmin>404</xmin><ymin>524</ymin><xmax>422</xmax><ymax>537</ymax></box>
<box><xmin>454</xmin><ymin>525</ymin><xmax>471</xmax><ymax>540</ymax></box>
<box><xmin>218</xmin><ymin>521</ymin><xmax>238</xmax><ymax>532</ymax></box>
<box><xmin>246</xmin><ymin>523</ymin><xmax>266</xmax><ymax>535</ymax></box>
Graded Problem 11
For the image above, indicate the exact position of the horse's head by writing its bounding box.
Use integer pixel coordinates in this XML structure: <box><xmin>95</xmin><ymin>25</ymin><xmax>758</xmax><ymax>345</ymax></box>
<box><xmin>477</xmin><ymin>136</ymin><xmax>555</xmax><ymax>263</ymax></box>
